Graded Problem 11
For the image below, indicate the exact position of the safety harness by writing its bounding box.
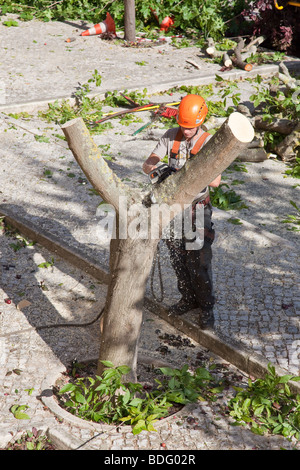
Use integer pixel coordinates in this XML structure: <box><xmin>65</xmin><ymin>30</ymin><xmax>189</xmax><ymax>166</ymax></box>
<box><xmin>151</xmin><ymin>129</ymin><xmax>212</xmax><ymax>303</ymax></box>
<box><xmin>170</xmin><ymin>128</ymin><xmax>210</xmax><ymax>161</ymax></box>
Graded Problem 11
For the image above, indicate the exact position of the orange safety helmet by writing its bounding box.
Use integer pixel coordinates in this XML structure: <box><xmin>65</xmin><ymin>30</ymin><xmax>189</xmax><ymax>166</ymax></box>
<box><xmin>177</xmin><ymin>94</ymin><xmax>208</xmax><ymax>128</ymax></box>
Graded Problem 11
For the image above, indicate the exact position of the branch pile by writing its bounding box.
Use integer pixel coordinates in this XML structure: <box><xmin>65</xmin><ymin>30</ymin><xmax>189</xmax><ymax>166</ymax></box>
<box><xmin>205</xmin><ymin>36</ymin><xmax>265</xmax><ymax>72</ymax></box>
<box><xmin>141</xmin><ymin>62</ymin><xmax>299</xmax><ymax>164</ymax></box>
<box><xmin>237</xmin><ymin>63</ymin><xmax>300</xmax><ymax>163</ymax></box>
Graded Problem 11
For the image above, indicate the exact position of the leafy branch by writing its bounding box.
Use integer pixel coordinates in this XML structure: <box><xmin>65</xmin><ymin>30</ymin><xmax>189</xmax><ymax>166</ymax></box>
<box><xmin>228</xmin><ymin>363</ymin><xmax>300</xmax><ymax>440</ymax></box>
<box><xmin>58</xmin><ymin>361</ymin><xmax>223</xmax><ymax>435</ymax></box>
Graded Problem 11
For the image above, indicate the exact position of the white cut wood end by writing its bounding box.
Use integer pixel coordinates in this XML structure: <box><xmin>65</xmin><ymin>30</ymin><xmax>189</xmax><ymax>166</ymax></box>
<box><xmin>228</xmin><ymin>112</ymin><xmax>254</xmax><ymax>143</ymax></box>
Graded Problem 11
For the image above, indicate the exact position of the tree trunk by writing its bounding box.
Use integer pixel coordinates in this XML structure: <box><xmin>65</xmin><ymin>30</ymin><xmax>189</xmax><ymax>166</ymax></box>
<box><xmin>124</xmin><ymin>0</ymin><xmax>136</xmax><ymax>42</ymax></box>
<box><xmin>62</xmin><ymin>112</ymin><xmax>254</xmax><ymax>381</ymax></box>
<box><xmin>98</xmin><ymin>235</ymin><xmax>158</xmax><ymax>381</ymax></box>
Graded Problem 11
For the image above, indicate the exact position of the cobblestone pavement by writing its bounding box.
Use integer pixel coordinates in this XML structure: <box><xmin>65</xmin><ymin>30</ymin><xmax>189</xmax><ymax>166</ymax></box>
<box><xmin>0</xmin><ymin>18</ymin><xmax>299</xmax><ymax>451</ymax></box>
<box><xmin>0</xmin><ymin>227</ymin><xmax>299</xmax><ymax>451</ymax></box>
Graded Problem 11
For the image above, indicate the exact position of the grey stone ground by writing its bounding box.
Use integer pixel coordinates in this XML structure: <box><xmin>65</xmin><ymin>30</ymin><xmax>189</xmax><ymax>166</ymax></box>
<box><xmin>0</xmin><ymin>17</ymin><xmax>300</xmax><ymax>451</ymax></box>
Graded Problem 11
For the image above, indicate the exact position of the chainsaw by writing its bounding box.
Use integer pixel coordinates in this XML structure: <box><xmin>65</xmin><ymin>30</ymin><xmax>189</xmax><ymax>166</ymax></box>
<box><xmin>145</xmin><ymin>163</ymin><xmax>177</xmax><ymax>206</ymax></box>
<box><xmin>148</xmin><ymin>163</ymin><xmax>176</xmax><ymax>185</ymax></box>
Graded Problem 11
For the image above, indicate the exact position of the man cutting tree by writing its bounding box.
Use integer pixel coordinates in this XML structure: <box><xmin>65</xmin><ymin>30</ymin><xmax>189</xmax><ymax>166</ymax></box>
<box><xmin>143</xmin><ymin>94</ymin><xmax>221</xmax><ymax>330</ymax></box>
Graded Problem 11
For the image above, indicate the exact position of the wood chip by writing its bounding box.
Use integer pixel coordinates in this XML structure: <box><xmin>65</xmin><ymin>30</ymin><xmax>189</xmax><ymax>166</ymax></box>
<box><xmin>17</xmin><ymin>299</ymin><xmax>32</xmax><ymax>310</ymax></box>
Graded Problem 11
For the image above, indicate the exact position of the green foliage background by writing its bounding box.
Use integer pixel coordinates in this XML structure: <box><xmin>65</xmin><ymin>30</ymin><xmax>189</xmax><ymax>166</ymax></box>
<box><xmin>0</xmin><ymin>0</ymin><xmax>247</xmax><ymax>40</ymax></box>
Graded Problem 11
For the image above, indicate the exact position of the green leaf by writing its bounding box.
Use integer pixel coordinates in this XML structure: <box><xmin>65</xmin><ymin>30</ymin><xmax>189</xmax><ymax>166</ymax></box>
<box><xmin>159</xmin><ymin>367</ymin><xmax>177</xmax><ymax>376</ymax></box>
<box><xmin>228</xmin><ymin>218</ymin><xmax>243</xmax><ymax>225</ymax></box>
<box><xmin>132</xmin><ymin>419</ymin><xmax>146</xmax><ymax>435</ymax></box>
<box><xmin>26</xmin><ymin>441</ymin><xmax>35</xmax><ymax>450</ymax></box>
<box><xmin>117</xmin><ymin>365</ymin><xmax>131</xmax><ymax>376</ymax></box>
<box><xmin>59</xmin><ymin>383</ymin><xmax>76</xmax><ymax>394</ymax></box>
<box><xmin>10</xmin><ymin>405</ymin><xmax>30</xmax><ymax>420</ymax></box>
<box><xmin>254</xmin><ymin>405</ymin><xmax>265</xmax><ymax>416</ymax></box>
<box><xmin>279</xmin><ymin>374</ymin><xmax>294</xmax><ymax>384</ymax></box>
<box><xmin>146</xmin><ymin>422</ymin><xmax>158</xmax><ymax>432</ymax></box>
<box><xmin>122</xmin><ymin>389</ymin><xmax>131</xmax><ymax>405</ymax></box>
<box><xmin>129</xmin><ymin>397</ymin><xmax>143</xmax><ymax>407</ymax></box>
<box><xmin>3</xmin><ymin>19</ymin><xmax>19</xmax><ymax>27</ymax></box>
<box><xmin>100</xmin><ymin>360</ymin><xmax>115</xmax><ymax>368</ymax></box>
<box><xmin>75</xmin><ymin>391</ymin><xmax>86</xmax><ymax>404</ymax></box>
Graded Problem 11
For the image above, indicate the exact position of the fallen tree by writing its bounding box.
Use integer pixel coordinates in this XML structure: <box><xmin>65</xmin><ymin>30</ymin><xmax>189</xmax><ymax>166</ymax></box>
<box><xmin>62</xmin><ymin>112</ymin><xmax>254</xmax><ymax>381</ymax></box>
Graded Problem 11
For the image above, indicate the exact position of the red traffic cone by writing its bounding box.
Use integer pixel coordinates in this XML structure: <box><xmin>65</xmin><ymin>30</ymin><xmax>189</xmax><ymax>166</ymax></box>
<box><xmin>160</xmin><ymin>16</ymin><xmax>174</xmax><ymax>31</ymax></box>
<box><xmin>81</xmin><ymin>12</ymin><xmax>116</xmax><ymax>37</ymax></box>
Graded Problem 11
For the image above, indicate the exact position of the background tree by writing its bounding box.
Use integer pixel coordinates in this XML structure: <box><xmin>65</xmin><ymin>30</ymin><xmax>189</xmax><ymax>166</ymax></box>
<box><xmin>124</xmin><ymin>0</ymin><xmax>136</xmax><ymax>42</ymax></box>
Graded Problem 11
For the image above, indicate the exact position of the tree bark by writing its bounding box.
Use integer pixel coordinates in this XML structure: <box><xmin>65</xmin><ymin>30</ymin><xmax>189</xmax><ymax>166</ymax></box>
<box><xmin>202</xmin><ymin>116</ymin><xmax>227</xmax><ymax>131</ymax></box>
<box><xmin>124</xmin><ymin>0</ymin><xmax>136</xmax><ymax>42</ymax></box>
<box><xmin>274</xmin><ymin>122</ymin><xmax>300</xmax><ymax>162</ymax></box>
<box><xmin>243</xmin><ymin>36</ymin><xmax>265</xmax><ymax>50</ymax></box>
<box><xmin>232</xmin><ymin>37</ymin><xmax>253</xmax><ymax>71</ymax></box>
<box><xmin>61</xmin><ymin>117</ymin><xmax>135</xmax><ymax>210</ymax></box>
<box><xmin>62</xmin><ymin>112</ymin><xmax>254</xmax><ymax>381</ymax></box>
<box><xmin>254</xmin><ymin>116</ymin><xmax>298</xmax><ymax>135</ymax></box>
<box><xmin>98</xmin><ymin>235</ymin><xmax>158</xmax><ymax>381</ymax></box>
<box><xmin>223</xmin><ymin>52</ymin><xmax>232</xmax><ymax>68</ymax></box>
<box><xmin>237</xmin><ymin>147</ymin><xmax>268</xmax><ymax>162</ymax></box>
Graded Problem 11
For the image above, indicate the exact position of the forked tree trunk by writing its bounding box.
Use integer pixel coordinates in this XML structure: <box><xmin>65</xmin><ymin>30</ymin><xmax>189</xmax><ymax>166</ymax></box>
<box><xmin>62</xmin><ymin>112</ymin><xmax>254</xmax><ymax>381</ymax></box>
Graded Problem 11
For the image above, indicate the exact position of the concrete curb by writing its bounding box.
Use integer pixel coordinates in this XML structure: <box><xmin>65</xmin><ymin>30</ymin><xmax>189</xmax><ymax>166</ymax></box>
<box><xmin>39</xmin><ymin>354</ymin><xmax>196</xmax><ymax>450</ymax></box>
<box><xmin>0</xmin><ymin>63</ymin><xmax>280</xmax><ymax>114</ymax></box>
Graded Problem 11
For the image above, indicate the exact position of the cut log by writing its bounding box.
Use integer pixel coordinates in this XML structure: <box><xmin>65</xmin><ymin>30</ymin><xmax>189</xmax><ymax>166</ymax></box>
<box><xmin>279</xmin><ymin>61</ymin><xmax>292</xmax><ymax>79</ymax></box>
<box><xmin>241</xmin><ymin>45</ymin><xmax>257</xmax><ymax>61</ymax></box>
<box><xmin>278</xmin><ymin>61</ymin><xmax>300</xmax><ymax>92</ymax></box>
<box><xmin>205</xmin><ymin>37</ymin><xmax>234</xmax><ymax>59</ymax></box>
<box><xmin>248</xmin><ymin>138</ymin><xmax>264</xmax><ymax>149</ymax></box>
<box><xmin>186</xmin><ymin>59</ymin><xmax>201</xmax><ymax>69</ymax></box>
<box><xmin>233</xmin><ymin>37</ymin><xmax>253</xmax><ymax>71</ymax></box>
<box><xmin>242</xmin><ymin>35</ymin><xmax>265</xmax><ymax>51</ymax></box>
<box><xmin>274</xmin><ymin>122</ymin><xmax>300</xmax><ymax>162</ymax></box>
<box><xmin>254</xmin><ymin>116</ymin><xmax>298</xmax><ymax>135</ymax></box>
<box><xmin>205</xmin><ymin>37</ymin><xmax>216</xmax><ymax>56</ymax></box>
<box><xmin>237</xmin><ymin>103</ymin><xmax>253</xmax><ymax>118</ymax></box>
<box><xmin>202</xmin><ymin>116</ymin><xmax>226</xmax><ymax>131</ymax></box>
<box><xmin>223</xmin><ymin>52</ymin><xmax>232</xmax><ymax>68</ymax></box>
<box><xmin>236</xmin><ymin>147</ymin><xmax>268</xmax><ymax>162</ymax></box>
